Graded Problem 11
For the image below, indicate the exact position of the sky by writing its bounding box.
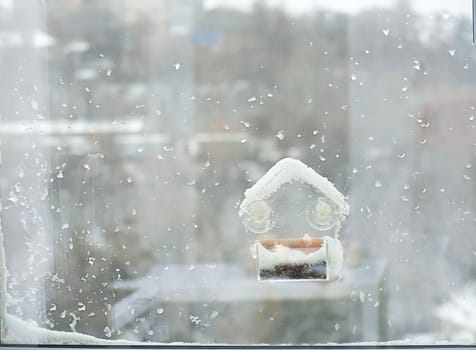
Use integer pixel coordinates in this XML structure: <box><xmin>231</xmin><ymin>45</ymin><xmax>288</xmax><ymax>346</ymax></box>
<box><xmin>204</xmin><ymin>0</ymin><xmax>472</xmax><ymax>17</ymax></box>
<box><xmin>0</xmin><ymin>0</ymin><xmax>471</xmax><ymax>17</ymax></box>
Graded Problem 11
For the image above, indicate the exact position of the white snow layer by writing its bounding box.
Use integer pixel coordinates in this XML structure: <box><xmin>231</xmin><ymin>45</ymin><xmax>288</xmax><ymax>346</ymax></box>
<box><xmin>239</xmin><ymin>157</ymin><xmax>349</xmax><ymax>223</ymax></box>
<box><xmin>435</xmin><ymin>283</ymin><xmax>476</xmax><ymax>333</ymax></box>
<box><xmin>256</xmin><ymin>235</ymin><xmax>343</xmax><ymax>280</ymax></box>
<box><xmin>4</xmin><ymin>314</ymin><xmax>139</xmax><ymax>345</ymax></box>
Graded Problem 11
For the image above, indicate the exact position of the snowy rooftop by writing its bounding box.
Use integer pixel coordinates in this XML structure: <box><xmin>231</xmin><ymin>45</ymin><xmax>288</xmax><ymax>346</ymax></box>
<box><xmin>110</xmin><ymin>261</ymin><xmax>386</xmax><ymax>330</ymax></box>
<box><xmin>435</xmin><ymin>283</ymin><xmax>476</xmax><ymax>334</ymax></box>
<box><xmin>0</xmin><ymin>119</ymin><xmax>144</xmax><ymax>136</ymax></box>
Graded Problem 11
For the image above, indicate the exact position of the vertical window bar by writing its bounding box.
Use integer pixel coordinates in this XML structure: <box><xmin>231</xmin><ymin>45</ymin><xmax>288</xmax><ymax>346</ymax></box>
<box><xmin>473</xmin><ymin>0</ymin><xmax>476</xmax><ymax>42</ymax></box>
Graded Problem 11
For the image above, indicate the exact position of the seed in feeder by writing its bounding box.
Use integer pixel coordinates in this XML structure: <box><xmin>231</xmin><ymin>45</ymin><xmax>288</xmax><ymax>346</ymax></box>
<box><xmin>260</xmin><ymin>261</ymin><xmax>327</xmax><ymax>280</ymax></box>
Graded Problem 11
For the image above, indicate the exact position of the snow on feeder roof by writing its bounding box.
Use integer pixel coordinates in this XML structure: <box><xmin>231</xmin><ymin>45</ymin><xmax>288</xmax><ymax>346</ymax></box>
<box><xmin>240</xmin><ymin>158</ymin><xmax>348</xmax><ymax>214</ymax></box>
<box><xmin>239</xmin><ymin>158</ymin><xmax>349</xmax><ymax>234</ymax></box>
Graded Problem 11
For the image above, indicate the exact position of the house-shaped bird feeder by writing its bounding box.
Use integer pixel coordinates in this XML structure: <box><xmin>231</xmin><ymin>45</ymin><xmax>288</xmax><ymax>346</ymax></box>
<box><xmin>239</xmin><ymin>158</ymin><xmax>349</xmax><ymax>281</ymax></box>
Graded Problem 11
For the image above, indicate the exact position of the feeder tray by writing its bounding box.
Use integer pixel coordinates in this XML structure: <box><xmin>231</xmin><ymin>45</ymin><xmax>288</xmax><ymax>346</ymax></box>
<box><xmin>255</xmin><ymin>237</ymin><xmax>329</xmax><ymax>281</ymax></box>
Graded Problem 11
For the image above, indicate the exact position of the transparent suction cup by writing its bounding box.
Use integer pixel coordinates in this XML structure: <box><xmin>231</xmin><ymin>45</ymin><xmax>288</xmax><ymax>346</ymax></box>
<box><xmin>241</xmin><ymin>200</ymin><xmax>275</xmax><ymax>233</ymax></box>
<box><xmin>307</xmin><ymin>197</ymin><xmax>338</xmax><ymax>231</ymax></box>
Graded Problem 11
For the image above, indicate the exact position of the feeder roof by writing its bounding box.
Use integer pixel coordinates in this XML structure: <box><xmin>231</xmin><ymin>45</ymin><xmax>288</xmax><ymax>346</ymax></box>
<box><xmin>239</xmin><ymin>158</ymin><xmax>349</xmax><ymax>216</ymax></box>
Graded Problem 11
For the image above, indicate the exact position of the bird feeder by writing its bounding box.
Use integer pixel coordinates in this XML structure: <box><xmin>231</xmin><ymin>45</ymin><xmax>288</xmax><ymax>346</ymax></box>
<box><xmin>239</xmin><ymin>158</ymin><xmax>349</xmax><ymax>281</ymax></box>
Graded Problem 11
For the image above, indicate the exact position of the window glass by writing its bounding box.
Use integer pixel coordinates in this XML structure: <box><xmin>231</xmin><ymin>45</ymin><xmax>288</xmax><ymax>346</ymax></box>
<box><xmin>1</xmin><ymin>0</ymin><xmax>475</xmax><ymax>345</ymax></box>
